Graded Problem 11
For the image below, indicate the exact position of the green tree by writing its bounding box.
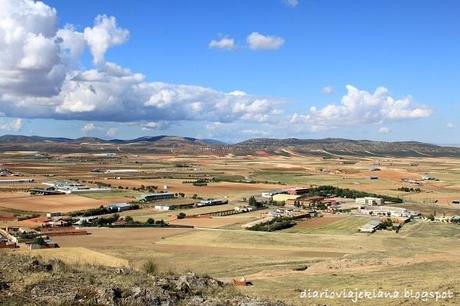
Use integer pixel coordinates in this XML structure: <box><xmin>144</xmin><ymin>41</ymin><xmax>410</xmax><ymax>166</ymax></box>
<box><xmin>125</xmin><ymin>216</ymin><xmax>134</xmax><ymax>224</ymax></box>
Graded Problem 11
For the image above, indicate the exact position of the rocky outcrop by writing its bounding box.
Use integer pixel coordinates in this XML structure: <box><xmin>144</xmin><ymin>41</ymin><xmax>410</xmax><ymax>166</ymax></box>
<box><xmin>0</xmin><ymin>252</ymin><xmax>284</xmax><ymax>306</ymax></box>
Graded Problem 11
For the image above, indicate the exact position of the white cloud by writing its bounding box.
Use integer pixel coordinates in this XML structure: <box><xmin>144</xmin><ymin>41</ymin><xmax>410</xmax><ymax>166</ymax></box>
<box><xmin>291</xmin><ymin>85</ymin><xmax>432</xmax><ymax>131</ymax></box>
<box><xmin>81</xmin><ymin>122</ymin><xmax>118</xmax><ymax>138</ymax></box>
<box><xmin>247</xmin><ymin>32</ymin><xmax>284</xmax><ymax>50</ymax></box>
<box><xmin>0</xmin><ymin>118</ymin><xmax>22</xmax><ymax>132</ymax></box>
<box><xmin>321</xmin><ymin>86</ymin><xmax>334</xmax><ymax>95</ymax></box>
<box><xmin>0</xmin><ymin>0</ymin><xmax>282</xmax><ymax>126</ymax></box>
<box><xmin>446</xmin><ymin>122</ymin><xmax>455</xmax><ymax>129</ymax></box>
<box><xmin>106</xmin><ymin>127</ymin><xmax>118</xmax><ymax>137</ymax></box>
<box><xmin>83</xmin><ymin>15</ymin><xmax>129</xmax><ymax>65</ymax></box>
<box><xmin>378</xmin><ymin>126</ymin><xmax>391</xmax><ymax>134</ymax></box>
<box><xmin>209</xmin><ymin>37</ymin><xmax>236</xmax><ymax>50</ymax></box>
<box><xmin>141</xmin><ymin>121</ymin><xmax>170</xmax><ymax>131</ymax></box>
<box><xmin>283</xmin><ymin>0</ymin><xmax>299</xmax><ymax>8</ymax></box>
<box><xmin>81</xmin><ymin>123</ymin><xmax>96</xmax><ymax>134</ymax></box>
<box><xmin>206</xmin><ymin>122</ymin><xmax>223</xmax><ymax>131</ymax></box>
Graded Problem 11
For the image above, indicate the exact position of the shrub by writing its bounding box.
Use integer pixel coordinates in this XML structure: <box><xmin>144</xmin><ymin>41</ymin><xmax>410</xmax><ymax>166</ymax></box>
<box><xmin>177</xmin><ymin>212</ymin><xmax>186</xmax><ymax>219</ymax></box>
<box><xmin>142</xmin><ymin>258</ymin><xmax>158</xmax><ymax>275</ymax></box>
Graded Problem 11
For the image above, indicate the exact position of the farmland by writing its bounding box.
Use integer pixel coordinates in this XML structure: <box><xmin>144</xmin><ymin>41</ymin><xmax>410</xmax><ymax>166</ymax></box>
<box><xmin>1</xmin><ymin>150</ymin><xmax>460</xmax><ymax>305</ymax></box>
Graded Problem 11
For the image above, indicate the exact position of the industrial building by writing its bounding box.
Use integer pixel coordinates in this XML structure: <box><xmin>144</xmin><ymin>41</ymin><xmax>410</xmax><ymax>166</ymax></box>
<box><xmin>154</xmin><ymin>202</ymin><xmax>195</xmax><ymax>211</ymax></box>
<box><xmin>137</xmin><ymin>192</ymin><xmax>175</xmax><ymax>202</ymax></box>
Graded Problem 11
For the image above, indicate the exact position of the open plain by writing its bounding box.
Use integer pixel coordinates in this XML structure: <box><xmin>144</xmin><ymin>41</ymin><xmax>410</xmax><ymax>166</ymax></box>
<box><xmin>2</xmin><ymin>149</ymin><xmax>460</xmax><ymax>305</ymax></box>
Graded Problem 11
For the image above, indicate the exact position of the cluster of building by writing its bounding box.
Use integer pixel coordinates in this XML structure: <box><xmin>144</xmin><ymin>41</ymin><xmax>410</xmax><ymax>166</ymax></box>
<box><xmin>264</xmin><ymin>207</ymin><xmax>317</xmax><ymax>219</ymax></box>
<box><xmin>31</xmin><ymin>180</ymin><xmax>111</xmax><ymax>195</ymax></box>
<box><xmin>0</xmin><ymin>226</ymin><xmax>59</xmax><ymax>250</ymax></box>
<box><xmin>0</xmin><ymin>168</ymin><xmax>14</xmax><ymax>177</ymax></box>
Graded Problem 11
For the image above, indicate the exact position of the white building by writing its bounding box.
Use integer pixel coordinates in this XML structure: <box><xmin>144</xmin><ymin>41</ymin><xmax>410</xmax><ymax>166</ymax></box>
<box><xmin>359</xmin><ymin>220</ymin><xmax>381</xmax><ymax>233</ymax></box>
<box><xmin>355</xmin><ymin>197</ymin><xmax>383</xmax><ymax>206</ymax></box>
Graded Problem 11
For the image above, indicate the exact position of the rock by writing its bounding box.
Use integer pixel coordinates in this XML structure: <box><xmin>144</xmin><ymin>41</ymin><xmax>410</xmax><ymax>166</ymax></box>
<box><xmin>0</xmin><ymin>280</ymin><xmax>9</xmax><ymax>291</ymax></box>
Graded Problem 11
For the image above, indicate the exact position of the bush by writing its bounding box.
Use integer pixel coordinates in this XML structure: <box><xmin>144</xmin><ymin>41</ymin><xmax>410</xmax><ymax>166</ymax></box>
<box><xmin>177</xmin><ymin>212</ymin><xmax>186</xmax><ymax>219</ymax></box>
<box><xmin>142</xmin><ymin>258</ymin><xmax>158</xmax><ymax>275</ymax></box>
<box><xmin>248</xmin><ymin>217</ymin><xmax>295</xmax><ymax>232</ymax></box>
<box><xmin>146</xmin><ymin>218</ymin><xmax>155</xmax><ymax>225</ymax></box>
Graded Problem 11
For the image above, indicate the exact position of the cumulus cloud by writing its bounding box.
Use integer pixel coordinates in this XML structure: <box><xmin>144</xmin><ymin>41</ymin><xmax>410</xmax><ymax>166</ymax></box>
<box><xmin>0</xmin><ymin>0</ymin><xmax>282</xmax><ymax>126</ymax></box>
<box><xmin>321</xmin><ymin>86</ymin><xmax>334</xmax><ymax>95</ymax></box>
<box><xmin>446</xmin><ymin>122</ymin><xmax>455</xmax><ymax>129</ymax></box>
<box><xmin>209</xmin><ymin>37</ymin><xmax>236</xmax><ymax>50</ymax></box>
<box><xmin>378</xmin><ymin>126</ymin><xmax>391</xmax><ymax>134</ymax></box>
<box><xmin>83</xmin><ymin>15</ymin><xmax>129</xmax><ymax>65</ymax></box>
<box><xmin>291</xmin><ymin>85</ymin><xmax>432</xmax><ymax>131</ymax></box>
<box><xmin>283</xmin><ymin>0</ymin><xmax>299</xmax><ymax>8</ymax></box>
<box><xmin>0</xmin><ymin>118</ymin><xmax>22</xmax><ymax>132</ymax></box>
<box><xmin>247</xmin><ymin>32</ymin><xmax>284</xmax><ymax>50</ymax></box>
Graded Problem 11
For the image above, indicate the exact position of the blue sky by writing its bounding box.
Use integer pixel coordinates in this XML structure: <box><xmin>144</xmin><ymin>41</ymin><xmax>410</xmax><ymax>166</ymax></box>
<box><xmin>0</xmin><ymin>0</ymin><xmax>459</xmax><ymax>143</ymax></box>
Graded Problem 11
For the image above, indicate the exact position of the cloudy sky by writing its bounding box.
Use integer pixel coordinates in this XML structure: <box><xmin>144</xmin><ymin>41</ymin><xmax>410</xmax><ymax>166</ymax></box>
<box><xmin>0</xmin><ymin>0</ymin><xmax>459</xmax><ymax>143</ymax></box>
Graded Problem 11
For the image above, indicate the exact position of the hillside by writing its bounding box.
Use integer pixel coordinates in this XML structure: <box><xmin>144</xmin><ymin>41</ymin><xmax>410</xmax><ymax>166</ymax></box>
<box><xmin>0</xmin><ymin>252</ymin><xmax>281</xmax><ymax>306</ymax></box>
<box><xmin>1</xmin><ymin>135</ymin><xmax>460</xmax><ymax>157</ymax></box>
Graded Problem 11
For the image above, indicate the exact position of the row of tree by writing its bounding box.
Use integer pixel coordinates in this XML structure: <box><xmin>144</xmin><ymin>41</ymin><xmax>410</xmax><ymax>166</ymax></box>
<box><xmin>307</xmin><ymin>185</ymin><xmax>403</xmax><ymax>203</ymax></box>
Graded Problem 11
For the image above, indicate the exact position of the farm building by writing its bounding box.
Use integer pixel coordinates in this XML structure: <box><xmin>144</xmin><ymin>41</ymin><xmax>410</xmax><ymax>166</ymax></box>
<box><xmin>272</xmin><ymin>194</ymin><xmax>300</xmax><ymax>203</ymax></box>
<box><xmin>261</xmin><ymin>190</ymin><xmax>286</xmax><ymax>198</ymax></box>
<box><xmin>154</xmin><ymin>202</ymin><xmax>195</xmax><ymax>211</ymax></box>
<box><xmin>284</xmin><ymin>187</ymin><xmax>310</xmax><ymax>195</ymax></box>
<box><xmin>108</xmin><ymin>203</ymin><xmax>133</xmax><ymax>212</ymax></box>
<box><xmin>286</xmin><ymin>196</ymin><xmax>325</xmax><ymax>208</ymax></box>
<box><xmin>137</xmin><ymin>192</ymin><xmax>175</xmax><ymax>202</ymax></box>
<box><xmin>0</xmin><ymin>168</ymin><xmax>13</xmax><ymax>176</ymax></box>
<box><xmin>30</xmin><ymin>187</ymin><xmax>65</xmax><ymax>195</ymax></box>
<box><xmin>0</xmin><ymin>178</ymin><xmax>34</xmax><ymax>184</ymax></box>
<box><xmin>46</xmin><ymin>212</ymin><xmax>62</xmax><ymax>218</ymax></box>
<box><xmin>43</xmin><ymin>181</ymin><xmax>111</xmax><ymax>194</ymax></box>
<box><xmin>197</xmin><ymin>199</ymin><xmax>228</xmax><ymax>207</ymax></box>
<box><xmin>359</xmin><ymin>220</ymin><xmax>381</xmax><ymax>233</ymax></box>
<box><xmin>356</xmin><ymin>197</ymin><xmax>383</xmax><ymax>206</ymax></box>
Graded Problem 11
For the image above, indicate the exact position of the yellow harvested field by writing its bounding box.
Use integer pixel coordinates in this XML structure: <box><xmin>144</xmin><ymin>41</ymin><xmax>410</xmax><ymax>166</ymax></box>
<box><xmin>0</xmin><ymin>192</ymin><xmax>105</xmax><ymax>213</ymax></box>
<box><xmin>21</xmin><ymin>247</ymin><xmax>129</xmax><ymax>267</ymax></box>
<box><xmin>169</xmin><ymin>216</ymin><xmax>258</xmax><ymax>228</ymax></box>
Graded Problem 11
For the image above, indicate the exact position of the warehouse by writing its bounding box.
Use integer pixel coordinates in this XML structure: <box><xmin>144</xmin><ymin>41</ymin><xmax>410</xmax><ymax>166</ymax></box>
<box><xmin>137</xmin><ymin>192</ymin><xmax>175</xmax><ymax>202</ymax></box>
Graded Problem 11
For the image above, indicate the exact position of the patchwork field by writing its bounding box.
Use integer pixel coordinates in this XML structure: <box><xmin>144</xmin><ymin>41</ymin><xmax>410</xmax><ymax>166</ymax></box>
<box><xmin>51</xmin><ymin>222</ymin><xmax>460</xmax><ymax>305</ymax></box>
<box><xmin>1</xmin><ymin>152</ymin><xmax>460</xmax><ymax>304</ymax></box>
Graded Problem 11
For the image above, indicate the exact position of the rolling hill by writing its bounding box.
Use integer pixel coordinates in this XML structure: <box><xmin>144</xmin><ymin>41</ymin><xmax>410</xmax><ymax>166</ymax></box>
<box><xmin>0</xmin><ymin>135</ymin><xmax>459</xmax><ymax>157</ymax></box>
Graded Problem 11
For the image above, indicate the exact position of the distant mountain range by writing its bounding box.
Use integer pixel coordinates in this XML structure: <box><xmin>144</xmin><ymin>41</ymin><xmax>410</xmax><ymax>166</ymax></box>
<box><xmin>0</xmin><ymin>134</ymin><xmax>459</xmax><ymax>157</ymax></box>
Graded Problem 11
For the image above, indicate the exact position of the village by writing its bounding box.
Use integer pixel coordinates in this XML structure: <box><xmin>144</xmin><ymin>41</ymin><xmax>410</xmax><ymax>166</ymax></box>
<box><xmin>2</xmin><ymin>174</ymin><xmax>460</xmax><ymax>251</ymax></box>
